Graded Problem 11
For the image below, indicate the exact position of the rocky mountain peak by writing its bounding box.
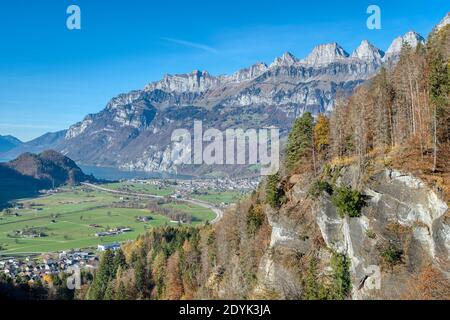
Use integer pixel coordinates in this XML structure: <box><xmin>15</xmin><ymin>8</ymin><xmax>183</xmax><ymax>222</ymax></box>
<box><xmin>302</xmin><ymin>42</ymin><xmax>349</xmax><ymax>65</ymax></box>
<box><xmin>145</xmin><ymin>69</ymin><xmax>221</xmax><ymax>93</ymax></box>
<box><xmin>270</xmin><ymin>51</ymin><xmax>298</xmax><ymax>67</ymax></box>
<box><xmin>432</xmin><ymin>12</ymin><xmax>450</xmax><ymax>34</ymax></box>
<box><xmin>351</xmin><ymin>40</ymin><xmax>384</xmax><ymax>63</ymax></box>
<box><xmin>227</xmin><ymin>62</ymin><xmax>268</xmax><ymax>82</ymax></box>
<box><xmin>384</xmin><ymin>30</ymin><xmax>425</xmax><ymax>61</ymax></box>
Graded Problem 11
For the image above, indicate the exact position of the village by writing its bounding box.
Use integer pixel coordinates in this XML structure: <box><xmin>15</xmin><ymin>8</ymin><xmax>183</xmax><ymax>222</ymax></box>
<box><xmin>136</xmin><ymin>177</ymin><xmax>259</xmax><ymax>205</ymax></box>
<box><xmin>0</xmin><ymin>250</ymin><xmax>100</xmax><ymax>284</ymax></box>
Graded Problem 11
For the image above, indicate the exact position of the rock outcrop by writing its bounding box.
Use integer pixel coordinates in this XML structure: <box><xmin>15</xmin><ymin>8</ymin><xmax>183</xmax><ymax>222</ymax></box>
<box><xmin>383</xmin><ymin>31</ymin><xmax>425</xmax><ymax>62</ymax></box>
<box><xmin>255</xmin><ymin>167</ymin><xmax>449</xmax><ymax>299</ymax></box>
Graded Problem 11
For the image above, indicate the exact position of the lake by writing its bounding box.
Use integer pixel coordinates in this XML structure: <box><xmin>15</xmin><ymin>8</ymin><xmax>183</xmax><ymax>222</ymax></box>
<box><xmin>79</xmin><ymin>165</ymin><xmax>192</xmax><ymax>181</ymax></box>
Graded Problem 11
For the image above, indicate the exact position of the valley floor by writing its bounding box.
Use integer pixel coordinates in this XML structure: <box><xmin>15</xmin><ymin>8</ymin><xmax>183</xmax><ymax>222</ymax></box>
<box><xmin>0</xmin><ymin>180</ymin><xmax>244</xmax><ymax>255</ymax></box>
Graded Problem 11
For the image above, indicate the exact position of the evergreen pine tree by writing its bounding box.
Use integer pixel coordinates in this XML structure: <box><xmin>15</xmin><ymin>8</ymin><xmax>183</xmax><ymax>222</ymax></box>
<box><xmin>286</xmin><ymin>112</ymin><xmax>314</xmax><ymax>170</ymax></box>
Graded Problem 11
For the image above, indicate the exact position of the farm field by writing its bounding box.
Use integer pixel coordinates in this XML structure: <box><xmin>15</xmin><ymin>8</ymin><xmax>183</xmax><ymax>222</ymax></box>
<box><xmin>101</xmin><ymin>181</ymin><xmax>175</xmax><ymax>197</ymax></box>
<box><xmin>0</xmin><ymin>184</ymin><xmax>215</xmax><ymax>255</ymax></box>
<box><xmin>190</xmin><ymin>191</ymin><xmax>245</xmax><ymax>205</ymax></box>
<box><xmin>101</xmin><ymin>181</ymin><xmax>246</xmax><ymax>204</ymax></box>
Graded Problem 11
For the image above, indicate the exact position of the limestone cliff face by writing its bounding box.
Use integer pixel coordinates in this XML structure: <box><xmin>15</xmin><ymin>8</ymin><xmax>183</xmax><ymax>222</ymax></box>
<box><xmin>255</xmin><ymin>167</ymin><xmax>449</xmax><ymax>300</ymax></box>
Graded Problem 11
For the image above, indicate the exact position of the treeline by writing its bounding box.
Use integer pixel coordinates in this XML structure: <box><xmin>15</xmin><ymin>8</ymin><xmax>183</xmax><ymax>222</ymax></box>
<box><xmin>147</xmin><ymin>201</ymin><xmax>194</xmax><ymax>223</ymax></box>
<box><xmin>275</xmin><ymin>25</ymin><xmax>450</xmax><ymax>195</ymax></box>
<box><xmin>84</xmin><ymin>226</ymin><xmax>205</xmax><ymax>299</ymax></box>
<box><xmin>331</xmin><ymin>26</ymin><xmax>450</xmax><ymax>180</ymax></box>
<box><xmin>0</xmin><ymin>269</ymin><xmax>92</xmax><ymax>300</ymax></box>
<box><xmin>112</xmin><ymin>198</ymin><xmax>195</xmax><ymax>223</ymax></box>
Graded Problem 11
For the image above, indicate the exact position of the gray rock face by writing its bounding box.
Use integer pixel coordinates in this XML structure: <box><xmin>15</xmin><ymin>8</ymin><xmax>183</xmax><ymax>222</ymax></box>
<box><xmin>302</xmin><ymin>42</ymin><xmax>349</xmax><ymax>65</ymax></box>
<box><xmin>383</xmin><ymin>31</ymin><xmax>425</xmax><ymax>62</ymax></box>
<box><xmin>270</xmin><ymin>52</ymin><xmax>298</xmax><ymax>67</ymax></box>
<box><xmin>257</xmin><ymin>168</ymin><xmax>449</xmax><ymax>299</ymax></box>
<box><xmin>351</xmin><ymin>40</ymin><xmax>384</xmax><ymax>64</ymax></box>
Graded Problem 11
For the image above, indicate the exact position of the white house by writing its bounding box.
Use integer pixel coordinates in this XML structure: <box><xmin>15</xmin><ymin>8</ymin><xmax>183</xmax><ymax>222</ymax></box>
<box><xmin>97</xmin><ymin>243</ymin><xmax>120</xmax><ymax>251</ymax></box>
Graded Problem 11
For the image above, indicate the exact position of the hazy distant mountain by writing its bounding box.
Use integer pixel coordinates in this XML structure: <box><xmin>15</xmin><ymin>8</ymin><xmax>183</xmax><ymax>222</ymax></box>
<box><xmin>7</xmin><ymin>27</ymin><xmax>435</xmax><ymax>175</ymax></box>
<box><xmin>0</xmin><ymin>130</ymin><xmax>66</xmax><ymax>161</ymax></box>
<box><xmin>0</xmin><ymin>135</ymin><xmax>22</xmax><ymax>153</ymax></box>
<box><xmin>0</xmin><ymin>150</ymin><xmax>95</xmax><ymax>208</ymax></box>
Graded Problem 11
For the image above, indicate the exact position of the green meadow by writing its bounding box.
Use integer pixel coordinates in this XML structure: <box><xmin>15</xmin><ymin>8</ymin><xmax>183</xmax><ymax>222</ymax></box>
<box><xmin>191</xmin><ymin>191</ymin><xmax>244</xmax><ymax>205</ymax></box>
<box><xmin>0</xmin><ymin>185</ymin><xmax>214</xmax><ymax>255</ymax></box>
<box><xmin>101</xmin><ymin>181</ymin><xmax>175</xmax><ymax>197</ymax></box>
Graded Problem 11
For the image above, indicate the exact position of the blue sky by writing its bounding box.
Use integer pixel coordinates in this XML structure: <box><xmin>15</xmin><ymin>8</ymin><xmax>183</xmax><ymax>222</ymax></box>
<box><xmin>0</xmin><ymin>0</ymin><xmax>447</xmax><ymax>141</ymax></box>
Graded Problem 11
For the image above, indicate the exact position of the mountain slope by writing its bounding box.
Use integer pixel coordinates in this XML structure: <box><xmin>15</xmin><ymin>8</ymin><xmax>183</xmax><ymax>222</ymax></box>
<box><xmin>0</xmin><ymin>150</ymin><xmax>96</xmax><ymax>208</ymax></box>
<box><xmin>383</xmin><ymin>31</ymin><xmax>425</xmax><ymax>62</ymax></box>
<box><xmin>0</xmin><ymin>135</ymin><xmax>22</xmax><ymax>153</ymax></box>
<box><xmin>0</xmin><ymin>130</ymin><xmax>66</xmax><ymax>162</ymax></box>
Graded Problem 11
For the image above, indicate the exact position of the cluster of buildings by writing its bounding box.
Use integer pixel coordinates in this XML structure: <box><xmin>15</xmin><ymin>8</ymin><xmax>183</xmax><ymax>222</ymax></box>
<box><xmin>94</xmin><ymin>227</ymin><xmax>132</xmax><ymax>237</ymax></box>
<box><xmin>97</xmin><ymin>243</ymin><xmax>121</xmax><ymax>251</ymax></box>
<box><xmin>144</xmin><ymin>177</ymin><xmax>258</xmax><ymax>192</ymax></box>
<box><xmin>0</xmin><ymin>250</ymin><xmax>98</xmax><ymax>283</ymax></box>
<box><xmin>137</xmin><ymin>177</ymin><xmax>259</xmax><ymax>205</ymax></box>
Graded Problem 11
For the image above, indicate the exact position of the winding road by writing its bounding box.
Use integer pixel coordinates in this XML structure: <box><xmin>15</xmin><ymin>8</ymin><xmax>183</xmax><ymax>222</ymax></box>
<box><xmin>81</xmin><ymin>182</ymin><xmax>224</xmax><ymax>223</ymax></box>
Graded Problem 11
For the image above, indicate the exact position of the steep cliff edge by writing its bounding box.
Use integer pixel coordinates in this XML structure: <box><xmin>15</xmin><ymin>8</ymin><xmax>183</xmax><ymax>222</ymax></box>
<box><xmin>253</xmin><ymin>166</ymin><xmax>449</xmax><ymax>299</ymax></box>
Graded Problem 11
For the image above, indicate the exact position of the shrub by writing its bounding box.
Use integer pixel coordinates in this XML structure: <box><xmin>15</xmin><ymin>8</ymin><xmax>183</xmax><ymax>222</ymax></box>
<box><xmin>266</xmin><ymin>173</ymin><xmax>284</xmax><ymax>208</ymax></box>
<box><xmin>381</xmin><ymin>245</ymin><xmax>403</xmax><ymax>267</ymax></box>
<box><xmin>303</xmin><ymin>252</ymin><xmax>352</xmax><ymax>300</ymax></box>
<box><xmin>286</xmin><ymin>112</ymin><xmax>314</xmax><ymax>170</ymax></box>
<box><xmin>366</xmin><ymin>229</ymin><xmax>376</xmax><ymax>239</ymax></box>
<box><xmin>302</xmin><ymin>257</ymin><xmax>329</xmax><ymax>300</ymax></box>
<box><xmin>329</xmin><ymin>252</ymin><xmax>352</xmax><ymax>300</ymax></box>
<box><xmin>308</xmin><ymin>180</ymin><xmax>333</xmax><ymax>198</ymax></box>
<box><xmin>246</xmin><ymin>203</ymin><xmax>265</xmax><ymax>236</ymax></box>
<box><xmin>331</xmin><ymin>186</ymin><xmax>364</xmax><ymax>218</ymax></box>
<box><xmin>403</xmin><ymin>265</ymin><xmax>450</xmax><ymax>300</ymax></box>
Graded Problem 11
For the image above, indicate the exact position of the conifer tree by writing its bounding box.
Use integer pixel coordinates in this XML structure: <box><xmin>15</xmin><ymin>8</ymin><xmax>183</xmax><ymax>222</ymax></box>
<box><xmin>286</xmin><ymin>112</ymin><xmax>314</xmax><ymax>170</ymax></box>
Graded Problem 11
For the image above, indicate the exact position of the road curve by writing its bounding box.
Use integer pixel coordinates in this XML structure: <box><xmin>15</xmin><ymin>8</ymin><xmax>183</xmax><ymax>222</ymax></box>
<box><xmin>81</xmin><ymin>182</ymin><xmax>224</xmax><ymax>224</ymax></box>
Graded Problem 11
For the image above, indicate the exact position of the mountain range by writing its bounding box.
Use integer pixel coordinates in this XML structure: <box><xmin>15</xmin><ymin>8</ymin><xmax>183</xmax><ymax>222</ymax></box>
<box><xmin>4</xmin><ymin>20</ymin><xmax>448</xmax><ymax>176</ymax></box>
